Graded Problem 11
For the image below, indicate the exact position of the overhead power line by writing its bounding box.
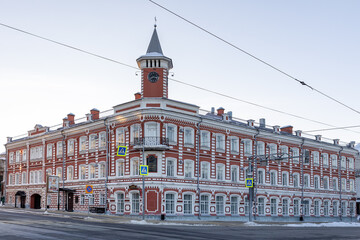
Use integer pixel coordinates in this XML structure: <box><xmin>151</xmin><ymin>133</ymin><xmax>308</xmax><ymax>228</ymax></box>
<box><xmin>1</xmin><ymin>22</ymin><xmax>360</xmax><ymax>135</ymax></box>
<box><xmin>304</xmin><ymin>125</ymin><xmax>360</xmax><ymax>133</ymax></box>
<box><xmin>149</xmin><ymin>0</ymin><xmax>360</xmax><ymax>116</ymax></box>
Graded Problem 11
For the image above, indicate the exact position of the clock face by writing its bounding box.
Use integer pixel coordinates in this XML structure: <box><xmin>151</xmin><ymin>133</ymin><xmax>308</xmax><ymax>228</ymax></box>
<box><xmin>148</xmin><ymin>71</ymin><xmax>159</xmax><ymax>83</ymax></box>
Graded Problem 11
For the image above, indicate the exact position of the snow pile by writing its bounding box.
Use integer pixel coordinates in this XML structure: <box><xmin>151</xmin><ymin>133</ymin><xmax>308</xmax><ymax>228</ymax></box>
<box><xmin>129</xmin><ymin>220</ymin><xmax>210</xmax><ymax>226</ymax></box>
<box><xmin>286</xmin><ymin>222</ymin><xmax>360</xmax><ymax>227</ymax></box>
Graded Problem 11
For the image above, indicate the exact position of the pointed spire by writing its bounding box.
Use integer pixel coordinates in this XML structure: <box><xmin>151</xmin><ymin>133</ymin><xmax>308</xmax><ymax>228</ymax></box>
<box><xmin>146</xmin><ymin>27</ymin><xmax>163</xmax><ymax>55</ymax></box>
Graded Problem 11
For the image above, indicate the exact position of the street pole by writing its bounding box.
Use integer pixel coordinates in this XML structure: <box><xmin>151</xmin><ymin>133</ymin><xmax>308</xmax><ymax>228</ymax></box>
<box><xmin>300</xmin><ymin>139</ymin><xmax>305</xmax><ymax>221</ymax></box>
<box><xmin>61</xmin><ymin>131</ymin><xmax>66</xmax><ymax>211</ymax></box>
<box><xmin>104</xmin><ymin>118</ymin><xmax>109</xmax><ymax>214</ymax></box>
<box><xmin>196</xmin><ymin>118</ymin><xmax>202</xmax><ymax>220</ymax></box>
<box><xmin>248</xmin><ymin>157</ymin><xmax>253</xmax><ymax>222</ymax></box>
<box><xmin>142</xmin><ymin>141</ymin><xmax>145</xmax><ymax>220</ymax></box>
<box><xmin>338</xmin><ymin>147</ymin><xmax>343</xmax><ymax>221</ymax></box>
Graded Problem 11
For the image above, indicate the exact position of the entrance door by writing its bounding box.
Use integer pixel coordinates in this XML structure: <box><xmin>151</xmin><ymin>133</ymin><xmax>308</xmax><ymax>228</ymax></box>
<box><xmin>31</xmin><ymin>194</ymin><xmax>41</xmax><ymax>209</ymax></box>
<box><xmin>67</xmin><ymin>193</ymin><xmax>74</xmax><ymax>212</ymax></box>
<box><xmin>20</xmin><ymin>196</ymin><xmax>26</xmax><ymax>208</ymax></box>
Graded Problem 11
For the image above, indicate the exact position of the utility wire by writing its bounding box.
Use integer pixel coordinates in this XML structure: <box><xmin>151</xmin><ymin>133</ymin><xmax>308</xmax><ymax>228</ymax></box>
<box><xmin>149</xmin><ymin>0</ymin><xmax>360</xmax><ymax>116</ymax></box>
<box><xmin>1</xmin><ymin>22</ymin><xmax>360</xmax><ymax>135</ymax></box>
<box><xmin>304</xmin><ymin>125</ymin><xmax>360</xmax><ymax>133</ymax></box>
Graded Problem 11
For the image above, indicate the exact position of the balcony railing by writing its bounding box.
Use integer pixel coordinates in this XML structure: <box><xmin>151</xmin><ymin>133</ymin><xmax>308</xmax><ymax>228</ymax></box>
<box><xmin>132</xmin><ymin>137</ymin><xmax>169</xmax><ymax>150</ymax></box>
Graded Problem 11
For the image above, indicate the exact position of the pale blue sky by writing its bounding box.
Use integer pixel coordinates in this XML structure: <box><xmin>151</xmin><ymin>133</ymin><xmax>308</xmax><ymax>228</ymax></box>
<box><xmin>1</xmin><ymin>0</ymin><xmax>359</xmax><ymax>152</ymax></box>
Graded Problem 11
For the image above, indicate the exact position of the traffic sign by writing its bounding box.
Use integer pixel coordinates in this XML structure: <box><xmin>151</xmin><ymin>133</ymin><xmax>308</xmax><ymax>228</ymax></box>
<box><xmin>117</xmin><ymin>146</ymin><xmax>127</xmax><ymax>156</ymax></box>
<box><xmin>140</xmin><ymin>165</ymin><xmax>148</xmax><ymax>175</ymax></box>
<box><xmin>245</xmin><ymin>178</ymin><xmax>253</xmax><ymax>188</ymax></box>
<box><xmin>85</xmin><ymin>185</ymin><xmax>93</xmax><ymax>194</ymax></box>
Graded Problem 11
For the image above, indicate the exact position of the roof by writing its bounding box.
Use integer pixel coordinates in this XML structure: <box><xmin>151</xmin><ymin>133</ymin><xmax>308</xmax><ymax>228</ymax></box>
<box><xmin>146</xmin><ymin>27</ymin><xmax>163</xmax><ymax>55</ymax></box>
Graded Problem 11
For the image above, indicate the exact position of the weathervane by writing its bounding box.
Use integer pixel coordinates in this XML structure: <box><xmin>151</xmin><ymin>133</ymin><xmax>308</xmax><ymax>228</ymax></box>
<box><xmin>154</xmin><ymin>16</ymin><xmax>157</xmax><ymax>28</ymax></box>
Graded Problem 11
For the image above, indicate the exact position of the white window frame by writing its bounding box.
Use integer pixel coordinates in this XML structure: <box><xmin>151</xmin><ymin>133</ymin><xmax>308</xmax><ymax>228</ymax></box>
<box><xmin>99</xmin><ymin>131</ymin><xmax>106</xmax><ymax>149</ymax></box>
<box><xmin>183</xmin><ymin>193</ymin><xmax>194</xmax><ymax>215</ymax></box>
<box><xmin>67</xmin><ymin>139</ymin><xmax>75</xmax><ymax>156</ymax></box>
<box><xmin>292</xmin><ymin>147</ymin><xmax>299</xmax><ymax>163</ymax></box>
<box><xmin>215</xmin><ymin>134</ymin><xmax>225</xmax><ymax>152</ymax></box>
<box><xmin>79</xmin><ymin>136</ymin><xmax>87</xmax><ymax>152</ymax></box>
<box><xmin>216</xmin><ymin>163</ymin><xmax>225</xmax><ymax>181</ymax></box>
<box><xmin>98</xmin><ymin>162</ymin><xmax>106</xmax><ymax>178</ymax></box>
<box><xmin>166</xmin><ymin>158</ymin><xmax>176</xmax><ymax>177</ymax></box>
<box><xmin>215</xmin><ymin>195</ymin><xmax>225</xmax><ymax>215</ymax></box>
<box><xmin>184</xmin><ymin>160</ymin><xmax>194</xmax><ymax>178</ymax></box>
<box><xmin>201</xmin><ymin>161</ymin><xmax>210</xmax><ymax>180</ymax></box>
<box><xmin>56</xmin><ymin>141</ymin><xmax>63</xmax><ymax>157</ymax></box>
<box><xmin>89</xmin><ymin>134</ymin><xmax>97</xmax><ymax>151</ymax></box>
<box><xmin>130</xmin><ymin>124</ymin><xmax>141</xmax><ymax>144</ymax></box>
<box><xmin>230</xmin><ymin>137</ymin><xmax>239</xmax><ymax>154</ymax></box>
<box><xmin>258</xmin><ymin>169</ymin><xmax>264</xmax><ymax>184</ymax></box>
<box><xmin>200</xmin><ymin>194</ymin><xmax>210</xmax><ymax>215</ymax></box>
<box><xmin>165</xmin><ymin>193</ymin><xmax>176</xmax><ymax>215</ymax></box>
<box><xmin>46</xmin><ymin>144</ymin><xmax>53</xmax><ymax>159</ymax></box>
<box><xmin>116</xmin><ymin>159</ymin><xmax>125</xmax><ymax>177</ymax></box>
<box><xmin>166</xmin><ymin>124</ymin><xmax>177</xmax><ymax>144</ymax></box>
<box><xmin>256</xmin><ymin>142</ymin><xmax>265</xmax><ymax>156</ymax></box>
<box><xmin>89</xmin><ymin>164</ymin><xmax>96</xmax><ymax>179</ymax></box>
<box><xmin>79</xmin><ymin>165</ymin><xmax>86</xmax><ymax>180</ymax></box>
<box><xmin>313</xmin><ymin>151</ymin><xmax>320</xmax><ymax>166</ymax></box>
<box><xmin>131</xmin><ymin>158</ymin><xmax>140</xmax><ymax>176</ymax></box>
<box><xmin>268</xmin><ymin>144</ymin><xmax>277</xmax><ymax>159</ymax></box>
<box><xmin>230</xmin><ymin>196</ymin><xmax>239</xmax><ymax>215</ymax></box>
<box><xmin>293</xmin><ymin>173</ymin><xmax>299</xmax><ymax>188</ymax></box>
<box><xmin>243</xmin><ymin>139</ymin><xmax>252</xmax><ymax>156</ymax></box>
<box><xmin>314</xmin><ymin>175</ymin><xmax>320</xmax><ymax>189</ymax></box>
<box><xmin>282</xmin><ymin>172</ymin><xmax>288</xmax><ymax>186</ymax></box>
<box><xmin>67</xmin><ymin>166</ymin><xmax>74</xmax><ymax>180</ymax></box>
<box><xmin>231</xmin><ymin>165</ymin><xmax>238</xmax><ymax>182</ymax></box>
<box><xmin>270</xmin><ymin>171</ymin><xmax>277</xmax><ymax>186</ymax></box>
<box><xmin>200</xmin><ymin>130</ymin><xmax>210</xmax><ymax>149</ymax></box>
<box><xmin>116</xmin><ymin>128</ymin><xmax>126</xmax><ymax>146</ymax></box>
<box><xmin>322</xmin><ymin>153</ymin><xmax>329</xmax><ymax>167</ymax></box>
<box><xmin>331</xmin><ymin>155</ymin><xmax>337</xmax><ymax>169</ymax></box>
<box><xmin>184</xmin><ymin>127</ymin><xmax>194</xmax><ymax>147</ymax></box>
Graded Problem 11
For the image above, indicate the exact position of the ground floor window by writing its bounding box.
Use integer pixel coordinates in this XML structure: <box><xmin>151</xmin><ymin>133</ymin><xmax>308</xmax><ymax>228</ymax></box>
<box><xmin>341</xmin><ymin>202</ymin><xmax>347</xmax><ymax>216</ymax></box>
<box><xmin>314</xmin><ymin>200</ymin><xmax>320</xmax><ymax>216</ymax></box>
<box><xmin>132</xmin><ymin>193</ymin><xmax>140</xmax><ymax>214</ymax></box>
<box><xmin>200</xmin><ymin>195</ymin><xmax>209</xmax><ymax>215</ymax></box>
<box><xmin>89</xmin><ymin>195</ymin><xmax>94</xmax><ymax>205</ymax></box>
<box><xmin>244</xmin><ymin>197</ymin><xmax>249</xmax><ymax>215</ymax></box>
<box><xmin>333</xmin><ymin>201</ymin><xmax>338</xmax><ymax>216</ymax></box>
<box><xmin>303</xmin><ymin>200</ymin><xmax>310</xmax><ymax>216</ymax></box>
<box><xmin>258</xmin><ymin>198</ymin><xmax>265</xmax><ymax>215</ymax></box>
<box><xmin>100</xmin><ymin>193</ymin><xmax>106</xmax><ymax>205</ymax></box>
<box><xmin>183</xmin><ymin>194</ymin><xmax>192</xmax><ymax>215</ymax></box>
<box><xmin>80</xmin><ymin>195</ymin><xmax>85</xmax><ymax>205</ymax></box>
<box><xmin>216</xmin><ymin>196</ymin><xmax>224</xmax><ymax>215</ymax></box>
<box><xmin>324</xmin><ymin>201</ymin><xmax>329</xmax><ymax>216</ymax></box>
<box><xmin>282</xmin><ymin>199</ymin><xmax>288</xmax><ymax>216</ymax></box>
<box><xmin>271</xmin><ymin>199</ymin><xmax>277</xmax><ymax>215</ymax></box>
<box><xmin>230</xmin><ymin>196</ymin><xmax>238</xmax><ymax>215</ymax></box>
<box><xmin>117</xmin><ymin>193</ymin><xmax>124</xmax><ymax>213</ymax></box>
<box><xmin>293</xmin><ymin>199</ymin><xmax>300</xmax><ymax>216</ymax></box>
<box><xmin>166</xmin><ymin>193</ymin><xmax>175</xmax><ymax>214</ymax></box>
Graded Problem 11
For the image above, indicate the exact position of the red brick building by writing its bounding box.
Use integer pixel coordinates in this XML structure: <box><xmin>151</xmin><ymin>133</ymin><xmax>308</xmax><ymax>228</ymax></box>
<box><xmin>4</xmin><ymin>27</ymin><xmax>358</xmax><ymax>221</ymax></box>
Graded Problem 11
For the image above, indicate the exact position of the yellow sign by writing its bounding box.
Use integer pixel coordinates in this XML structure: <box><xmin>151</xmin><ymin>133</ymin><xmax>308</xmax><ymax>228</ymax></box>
<box><xmin>85</xmin><ymin>185</ymin><xmax>93</xmax><ymax>194</ymax></box>
<box><xmin>245</xmin><ymin>178</ymin><xmax>253</xmax><ymax>188</ymax></box>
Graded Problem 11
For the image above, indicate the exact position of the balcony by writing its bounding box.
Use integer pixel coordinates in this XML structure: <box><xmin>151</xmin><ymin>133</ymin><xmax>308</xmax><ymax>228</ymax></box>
<box><xmin>132</xmin><ymin>137</ymin><xmax>170</xmax><ymax>150</ymax></box>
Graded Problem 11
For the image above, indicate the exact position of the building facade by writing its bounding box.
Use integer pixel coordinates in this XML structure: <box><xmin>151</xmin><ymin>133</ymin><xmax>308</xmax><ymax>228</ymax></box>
<box><xmin>4</xmin><ymin>27</ymin><xmax>359</xmax><ymax>221</ymax></box>
<box><xmin>0</xmin><ymin>152</ymin><xmax>5</xmax><ymax>202</ymax></box>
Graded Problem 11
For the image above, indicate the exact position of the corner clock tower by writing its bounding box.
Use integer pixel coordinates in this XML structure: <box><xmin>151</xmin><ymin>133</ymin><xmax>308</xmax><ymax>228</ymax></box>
<box><xmin>136</xmin><ymin>25</ymin><xmax>173</xmax><ymax>98</ymax></box>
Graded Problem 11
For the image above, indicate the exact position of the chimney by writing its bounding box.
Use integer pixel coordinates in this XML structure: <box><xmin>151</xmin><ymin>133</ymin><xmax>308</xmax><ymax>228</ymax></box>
<box><xmin>211</xmin><ymin>107</ymin><xmax>215</xmax><ymax>114</ymax></box>
<box><xmin>217</xmin><ymin>107</ymin><xmax>225</xmax><ymax>116</ymax></box>
<box><xmin>259</xmin><ymin>118</ymin><xmax>266</xmax><ymax>128</ymax></box>
<box><xmin>63</xmin><ymin>117</ymin><xmax>69</xmax><ymax>127</ymax></box>
<box><xmin>295</xmin><ymin>130</ymin><xmax>302</xmax><ymax>137</ymax></box>
<box><xmin>280</xmin><ymin>125</ymin><xmax>293</xmax><ymax>134</ymax></box>
<box><xmin>315</xmin><ymin>135</ymin><xmax>322</xmax><ymax>141</ymax></box>
<box><xmin>247</xmin><ymin>119</ymin><xmax>255</xmax><ymax>127</ymax></box>
<box><xmin>86</xmin><ymin>113</ymin><xmax>92</xmax><ymax>121</ymax></box>
<box><xmin>134</xmin><ymin>92</ymin><xmax>141</xmax><ymax>100</ymax></box>
<box><xmin>348</xmin><ymin>141</ymin><xmax>355</xmax><ymax>148</ymax></box>
<box><xmin>67</xmin><ymin>113</ymin><xmax>75</xmax><ymax>125</ymax></box>
<box><xmin>273</xmin><ymin>125</ymin><xmax>280</xmax><ymax>133</ymax></box>
<box><xmin>7</xmin><ymin>137</ymin><xmax>12</xmax><ymax>143</ymax></box>
<box><xmin>90</xmin><ymin>108</ymin><xmax>100</xmax><ymax>120</ymax></box>
<box><xmin>333</xmin><ymin>139</ymin><xmax>340</xmax><ymax>145</ymax></box>
<box><xmin>228</xmin><ymin>111</ymin><xmax>233</xmax><ymax>120</ymax></box>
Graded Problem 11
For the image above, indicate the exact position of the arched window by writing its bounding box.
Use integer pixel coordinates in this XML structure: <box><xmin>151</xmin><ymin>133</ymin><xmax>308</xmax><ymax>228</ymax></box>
<box><xmin>314</xmin><ymin>176</ymin><xmax>320</xmax><ymax>189</ymax></box>
<box><xmin>99</xmin><ymin>162</ymin><xmax>106</xmax><ymax>178</ymax></box>
<box><xmin>79</xmin><ymin>165</ymin><xmax>86</xmax><ymax>180</ymax></box>
<box><xmin>89</xmin><ymin>164</ymin><xmax>96</xmax><ymax>179</ymax></box>
<box><xmin>67</xmin><ymin>166</ymin><xmax>74</xmax><ymax>180</ymax></box>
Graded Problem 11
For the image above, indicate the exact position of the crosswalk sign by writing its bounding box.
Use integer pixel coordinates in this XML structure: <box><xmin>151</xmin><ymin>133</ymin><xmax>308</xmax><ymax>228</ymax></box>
<box><xmin>117</xmin><ymin>146</ymin><xmax>127</xmax><ymax>156</ymax></box>
<box><xmin>140</xmin><ymin>165</ymin><xmax>148</xmax><ymax>175</ymax></box>
<box><xmin>245</xmin><ymin>178</ymin><xmax>253</xmax><ymax>188</ymax></box>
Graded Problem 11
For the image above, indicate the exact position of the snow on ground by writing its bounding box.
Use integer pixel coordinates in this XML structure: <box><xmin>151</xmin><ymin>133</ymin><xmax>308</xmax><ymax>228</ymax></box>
<box><xmin>286</xmin><ymin>222</ymin><xmax>360</xmax><ymax>227</ymax></box>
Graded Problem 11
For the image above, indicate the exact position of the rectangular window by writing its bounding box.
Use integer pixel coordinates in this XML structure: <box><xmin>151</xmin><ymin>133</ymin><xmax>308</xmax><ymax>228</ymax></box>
<box><xmin>9</xmin><ymin>152</ymin><xmax>14</xmax><ymax>163</ymax></box>
<box><xmin>269</xmin><ymin>144</ymin><xmax>277</xmax><ymax>159</ymax></box>
<box><xmin>67</xmin><ymin>167</ymin><xmax>73</xmax><ymax>180</ymax></box>
<box><xmin>184</xmin><ymin>194</ymin><xmax>192</xmax><ymax>215</ymax></box>
<box><xmin>117</xmin><ymin>161</ymin><xmax>124</xmax><ymax>177</ymax></box>
<box><xmin>314</xmin><ymin>176</ymin><xmax>319</xmax><ymax>189</ymax></box>
<box><xmin>131</xmin><ymin>125</ymin><xmax>141</xmax><ymax>144</ymax></box>
<box><xmin>293</xmin><ymin>199</ymin><xmax>299</xmax><ymax>216</ymax></box>
<box><xmin>216</xmin><ymin>134</ymin><xmax>225</xmax><ymax>151</ymax></box>
<box><xmin>231</xmin><ymin>166</ymin><xmax>238</xmax><ymax>182</ymax></box>
<box><xmin>89</xmin><ymin>165</ymin><xmax>96</xmax><ymax>179</ymax></box>
<box><xmin>282</xmin><ymin>199</ymin><xmax>288</xmax><ymax>216</ymax></box>
<box><xmin>132</xmin><ymin>193</ymin><xmax>140</xmax><ymax>214</ymax></box>
<box><xmin>314</xmin><ymin>200</ymin><xmax>320</xmax><ymax>216</ymax></box>
<box><xmin>324</xmin><ymin>201</ymin><xmax>329</xmax><ymax>216</ymax></box>
<box><xmin>244</xmin><ymin>197</ymin><xmax>249</xmax><ymax>215</ymax></box>
<box><xmin>270</xmin><ymin>172</ymin><xmax>276</xmax><ymax>185</ymax></box>
<box><xmin>230</xmin><ymin>137</ymin><xmax>239</xmax><ymax>153</ymax></box>
<box><xmin>116</xmin><ymin>128</ymin><xmax>125</xmax><ymax>146</ymax></box>
<box><xmin>47</xmin><ymin>144</ymin><xmax>53</xmax><ymax>159</ymax></box>
<box><xmin>349</xmin><ymin>158</ymin><xmax>354</xmax><ymax>170</ymax></box>
<box><xmin>80</xmin><ymin>195</ymin><xmax>85</xmax><ymax>205</ymax></box>
<box><xmin>331</xmin><ymin>155</ymin><xmax>337</xmax><ymax>169</ymax></box>
<box><xmin>67</xmin><ymin>140</ymin><xmax>74</xmax><ymax>155</ymax></box>
<box><xmin>116</xmin><ymin>193</ymin><xmax>124</xmax><ymax>213</ymax></box>
<box><xmin>304</xmin><ymin>150</ymin><xmax>310</xmax><ymax>164</ymax></box>
<box><xmin>322</xmin><ymin>154</ymin><xmax>329</xmax><ymax>167</ymax></box>
<box><xmin>257</xmin><ymin>142</ymin><xmax>265</xmax><ymax>156</ymax></box>
<box><xmin>99</xmin><ymin>163</ymin><xmax>106</xmax><ymax>178</ymax></box>
<box><xmin>258</xmin><ymin>170</ymin><xmax>264</xmax><ymax>184</ymax></box>
<box><xmin>15</xmin><ymin>151</ymin><xmax>20</xmax><ymax>162</ymax></box>
<box><xmin>201</xmin><ymin>162</ymin><xmax>209</xmax><ymax>179</ymax></box>
<box><xmin>79</xmin><ymin>136</ymin><xmax>87</xmax><ymax>152</ymax></box>
<box><xmin>57</xmin><ymin>141</ymin><xmax>63</xmax><ymax>156</ymax></box>
<box><xmin>280</xmin><ymin>146</ymin><xmax>288</xmax><ymax>161</ymax></box>
<box><xmin>89</xmin><ymin>195</ymin><xmax>95</xmax><ymax>205</ymax></box>
<box><xmin>341</xmin><ymin>157</ymin><xmax>346</xmax><ymax>170</ymax></box>
<box><xmin>230</xmin><ymin>196</ymin><xmax>238</xmax><ymax>215</ymax></box>
<box><xmin>89</xmin><ymin>134</ymin><xmax>96</xmax><ymax>150</ymax></box>
<box><xmin>99</xmin><ymin>132</ymin><xmax>106</xmax><ymax>149</ymax></box>
<box><xmin>167</xmin><ymin>125</ymin><xmax>177</xmax><ymax>143</ymax></box>
<box><xmin>244</xmin><ymin>140</ymin><xmax>252</xmax><ymax>155</ymax></box>
<box><xmin>282</xmin><ymin>173</ymin><xmax>287</xmax><ymax>186</ymax></box>
<box><xmin>132</xmin><ymin>159</ymin><xmax>139</xmax><ymax>176</ymax></box>
<box><xmin>258</xmin><ymin>198</ymin><xmax>264</xmax><ymax>215</ymax></box>
<box><xmin>184</xmin><ymin>160</ymin><xmax>193</xmax><ymax>178</ymax></box>
<box><xmin>293</xmin><ymin>174</ymin><xmax>299</xmax><ymax>188</ymax></box>
<box><xmin>333</xmin><ymin>201</ymin><xmax>338</xmax><ymax>216</ymax></box>
<box><xmin>313</xmin><ymin>152</ymin><xmax>319</xmax><ymax>166</ymax></box>
<box><xmin>200</xmin><ymin>131</ymin><xmax>210</xmax><ymax>149</ymax></box>
<box><xmin>167</xmin><ymin>159</ymin><xmax>175</xmax><ymax>177</ymax></box>
<box><xmin>184</xmin><ymin>128</ymin><xmax>194</xmax><ymax>146</ymax></box>
<box><xmin>100</xmin><ymin>193</ymin><xmax>106</xmax><ymax>205</ymax></box>
<box><xmin>166</xmin><ymin>194</ymin><xmax>175</xmax><ymax>214</ymax></box>
<box><xmin>200</xmin><ymin>195</ymin><xmax>209</xmax><ymax>214</ymax></box>
<box><xmin>323</xmin><ymin>178</ymin><xmax>328</xmax><ymax>189</ymax></box>
<box><xmin>80</xmin><ymin>165</ymin><xmax>86</xmax><ymax>180</ymax></box>
<box><xmin>333</xmin><ymin>178</ymin><xmax>338</xmax><ymax>191</ymax></box>
<box><xmin>216</xmin><ymin>164</ymin><xmax>224</xmax><ymax>181</ymax></box>
<box><xmin>304</xmin><ymin>175</ymin><xmax>309</xmax><ymax>188</ymax></box>
<box><xmin>304</xmin><ymin>200</ymin><xmax>310</xmax><ymax>216</ymax></box>
<box><xmin>271</xmin><ymin>199</ymin><xmax>277</xmax><ymax>215</ymax></box>
<box><xmin>216</xmin><ymin>196</ymin><xmax>224</xmax><ymax>215</ymax></box>
<box><xmin>292</xmin><ymin>148</ymin><xmax>299</xmax><ymax>163</ymax></box>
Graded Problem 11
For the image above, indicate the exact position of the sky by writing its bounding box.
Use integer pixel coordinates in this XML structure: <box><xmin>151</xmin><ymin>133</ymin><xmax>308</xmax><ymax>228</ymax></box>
<box><xmin>1</xmin><ymin>0</ymin><xmax>360</xmax><ymax>153</ymax></box>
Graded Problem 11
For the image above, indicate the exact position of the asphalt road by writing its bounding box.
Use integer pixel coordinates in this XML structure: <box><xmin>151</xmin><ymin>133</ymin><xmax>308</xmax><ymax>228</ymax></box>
<box><xmin>0</xmin><ymin>209</ymin><xmax>359</xmax><ymax>240</ymax></box>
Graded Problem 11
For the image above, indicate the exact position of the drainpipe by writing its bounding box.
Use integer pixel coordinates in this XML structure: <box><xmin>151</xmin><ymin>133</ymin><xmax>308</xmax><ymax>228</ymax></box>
<box><xmin>196</xmin><ymin>116</ymin><xmax>202</xmax><ymax>220</ymax></box>
<box><xmin>338</xmin><ymin>146</ymin><xmax>344</xmax><ymax>221</ymax></box>
<box><xmin>104</xmin><ymin>118</ymin><xmax>110</xmax><ymax>214</ymax></box>
<box><xmin>61</xmin><ymin>130</ymin><xmax>66</xmax><ymax>211</ymax></box>
<box><xmin>253</xmin><ymin>129</ymin><xmax>260</xmax><ymax>220</ymax></box>
<box><xmin>4</xmin><ymin>148</ymin><xmax>8</xmax><ymax>205</ymax></box>
<box><xmin>300</xmin><ymin>138</ymin><xmax>305</xmax><ymax>221</ymax></box>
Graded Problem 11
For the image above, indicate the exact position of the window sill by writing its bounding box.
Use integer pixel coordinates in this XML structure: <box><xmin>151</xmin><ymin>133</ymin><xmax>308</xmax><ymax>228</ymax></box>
<box><xmin>200</xmin><ymin>146</ymin><xmax>210</xmax><ymax>150</ymax></box>
<box><xmin>184</xmin><ymin>144</ymin><xmax>194</xmax><ymax>148</ymax></box>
